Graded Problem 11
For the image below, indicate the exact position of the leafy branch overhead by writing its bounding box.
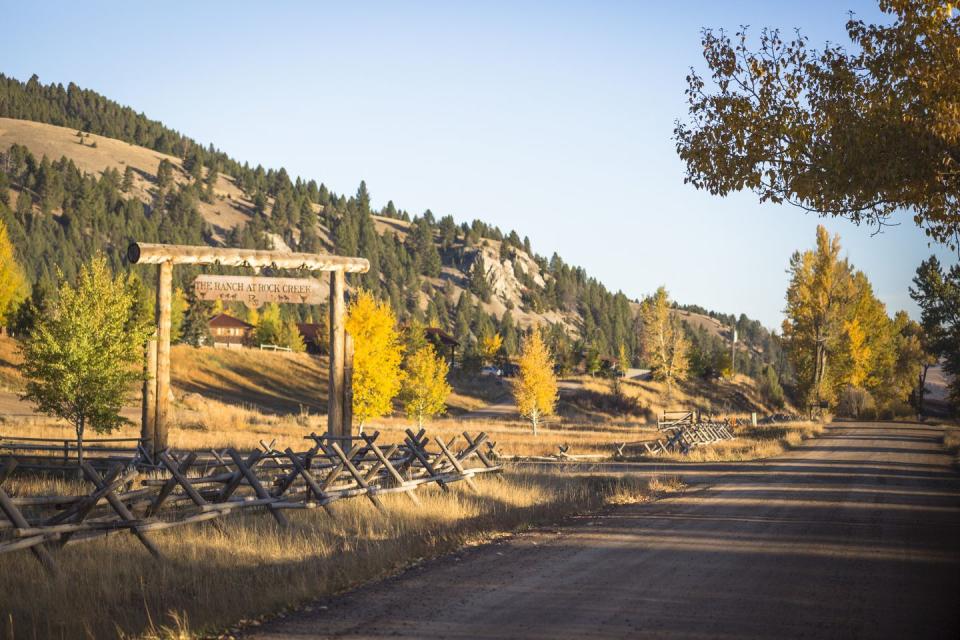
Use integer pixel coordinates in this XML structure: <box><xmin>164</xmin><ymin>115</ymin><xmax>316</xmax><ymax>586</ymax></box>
<box><xmin>674</xmin><ymin>1</ymin><xmax>960</xmax><ymax>248</ymax></box>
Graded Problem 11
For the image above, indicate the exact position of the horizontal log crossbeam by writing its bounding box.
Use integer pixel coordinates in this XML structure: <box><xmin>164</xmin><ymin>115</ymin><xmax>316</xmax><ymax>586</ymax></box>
<box><xmin>127</xmin><ymin>242</ymin><xmax>370</xmax><ymax>273</ymax></box>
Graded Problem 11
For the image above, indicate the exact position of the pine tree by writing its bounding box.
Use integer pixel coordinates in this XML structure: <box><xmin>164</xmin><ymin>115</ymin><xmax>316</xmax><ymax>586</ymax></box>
<box><xmin>15</xmin><ymin>190</ymin><xmax>32</xmax><ymax>217</ymax></box>
<box><xmin>410</xmin><ymin>218</ymin><xmax>441</xmax><ymax>277</ymax></box>
<box><xmin>469</xmin><ymin>253</ymin><xmax>492</xmax><ymax>302</ymax></box>
<box><xmin>911</xmin><ymin>256</ymin><xmax>960</xmax><ymax>411</ymax></box>
<box><xmin>400</xmin><ymin>344</ymin><xmax>451</xmax><ymax>427</ymax></box>
<box><xmin>759</xmin><ymin>365</ymin><xmax>786</xmax><ymax>408</ymax></box>
<box><xmin>20</xmin><ymin>256</ymin><xmax>151</xmax><ymax>462</ymax></box>
<box><xmin>513</xmin><ymin>330</ymin><xmax>558</xmax><ymax>434</ymax></box>
<box><xmin>10</xmin><ymin>279</ymin><xmax>53</xmax><ymax>337</ymax></box>
<box><xmin>181</xmin><ymin>287</ymin><xmax>213</xmax><ymax>347</ymax></box>
<box><xmin>500</xmin><ymin>309</ymin><xmax>518</xmax><ymax>355</ymax></box>
<box><xmin>156</xmin><ymin>159</ymin><xmax>174</xmax><ymax>190</ymax></box>
<box><xmin>121</xmin><ymin>165</ymin><xmax>135</xmax><ymax>192</ymax></box>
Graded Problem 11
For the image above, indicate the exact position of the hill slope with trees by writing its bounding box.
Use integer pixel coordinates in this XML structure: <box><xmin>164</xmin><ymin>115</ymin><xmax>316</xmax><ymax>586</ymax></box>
<box><xmin>0</xmin><ymin>73</ymin><xmax>783</xmax><ymax>384</ymax></box>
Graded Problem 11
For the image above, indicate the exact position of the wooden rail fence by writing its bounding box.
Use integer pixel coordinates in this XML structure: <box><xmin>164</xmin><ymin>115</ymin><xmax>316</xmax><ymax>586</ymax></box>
<box><xmin>611</xmin><ymin>411</ymin><xmax>735</xmax><ymax>458</ymax></box>
<box><xmin>647</xmin><ymin>411</ymin><xmax>735</xmax><ymax>454</ymax></box>
<box><xmin>0</xmin><ymin>429</ymin><xmax>501</xmax><ymax>574</ymax></box>
<box><xmin>0</xmin><ymin>435</ymin><xmax>151</xmax><ymax>471</ymax></box>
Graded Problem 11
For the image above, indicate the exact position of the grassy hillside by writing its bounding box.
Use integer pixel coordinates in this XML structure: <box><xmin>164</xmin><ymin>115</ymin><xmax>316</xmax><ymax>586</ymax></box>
<box><xmin>1</xmin><ymin>116</ymin><xmax>259</xmax><ymax>241</ymax></box>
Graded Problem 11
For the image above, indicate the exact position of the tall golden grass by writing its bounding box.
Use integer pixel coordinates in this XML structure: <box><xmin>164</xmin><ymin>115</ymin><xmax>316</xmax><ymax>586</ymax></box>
<box><xmin>0</xmin><ymin>470</ymin><xmax>673</xmax><ymax>639</ymax></box>
<box><xmin>0</xmin><ymin>389</ymin><xmax>655</xmax><ymax>459</ymax></box>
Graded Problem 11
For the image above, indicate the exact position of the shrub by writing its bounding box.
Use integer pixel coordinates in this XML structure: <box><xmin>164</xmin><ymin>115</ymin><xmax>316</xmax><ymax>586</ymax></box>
<box><xmin>836</xmin><ymin>386</ymin><xmax>876</xmax><ymax>419</ymax></box>
<box><xmin>759</xmin><ymin>365</ymin><xmax>785</xmax><ymax>408</ymax></box>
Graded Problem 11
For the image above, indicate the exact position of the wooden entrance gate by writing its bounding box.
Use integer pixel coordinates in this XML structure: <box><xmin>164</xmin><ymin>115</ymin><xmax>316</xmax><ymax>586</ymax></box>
<box><xmin>127</xmin><ymin>242</ymin><xmax>369</xmax><ymax>453</ymax></box>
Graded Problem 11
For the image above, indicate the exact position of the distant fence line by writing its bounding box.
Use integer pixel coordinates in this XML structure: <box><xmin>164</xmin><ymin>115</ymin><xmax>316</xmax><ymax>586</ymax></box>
<box><xmin>0</xmin><ymin>429</ymin><xmax>501</xmax><ymax>574</ymax></box>
<box><xmin>259</xmin><ymin>344</ymin><xmax>293</xmax><ymax>352</ymax></box>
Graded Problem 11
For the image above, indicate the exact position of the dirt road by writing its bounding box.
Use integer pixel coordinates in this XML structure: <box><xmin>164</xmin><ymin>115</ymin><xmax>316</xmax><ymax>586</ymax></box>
<box><xmin>252</xmin><ymin>422</ymin><xmax>960</xmax><ymax>639</ymax></box>
<box><xmin>458</xmin><ymin>380</ymin><xmax>581</xmax><ymax>421</ymax></box>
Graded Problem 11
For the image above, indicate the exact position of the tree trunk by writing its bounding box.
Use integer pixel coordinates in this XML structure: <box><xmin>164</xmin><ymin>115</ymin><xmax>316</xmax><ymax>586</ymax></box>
<box><xmin>75</xmin><ymin>418</ymin><xmax>85</xmax><ymax>467</ymax></box>
<box><xmin>531</xmin><ymin>410</ymin><xmax>538</xmax><ymax>436</ymax></box>
<box><xmin>917</xmin><ymin>364</ymin><xmax>931</xmax><ymax>417</ymax></box>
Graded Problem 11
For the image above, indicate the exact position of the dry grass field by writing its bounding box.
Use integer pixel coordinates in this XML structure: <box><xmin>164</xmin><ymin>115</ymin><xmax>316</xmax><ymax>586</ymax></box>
<box><xmin>0</xmin><ymin>335</ymin><xmax>22</xmax><ymax>392</ymax></box>
<box><xmin>0</xmin><ymin>333</ymin><xmax>811</xmax><ymax>461</ymax></box>
<box><xmin>0</xmin><ymin>469</ymin><xmax>678</xmax><ymax>639</ymax></box>
<box><xmin>0</xmin><ymin>401</ymin><xmax>650</xmax><ymax>460</ymax></box>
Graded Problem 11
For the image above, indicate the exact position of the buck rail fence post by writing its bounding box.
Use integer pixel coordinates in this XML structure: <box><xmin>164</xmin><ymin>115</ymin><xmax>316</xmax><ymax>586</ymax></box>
<box><xmin>141</xmin><ymin>337</ymin><xmax>157</xmax><ymax>456</ymax></box>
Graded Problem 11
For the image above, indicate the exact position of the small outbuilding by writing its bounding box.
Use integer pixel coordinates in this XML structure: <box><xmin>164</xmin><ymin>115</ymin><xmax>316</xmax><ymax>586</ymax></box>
<box><xmin>208</xmin><ymin>313</ymin><xmax>254</xmax><ymax>349</ymax></box>
<box><xmin>297</xmin><ymin>323</ymin><xmax>326</xmax><ymax>355</ymax></box>
<box><xmin>424</xmin><ymin>327</ymin><xmax>459</xmax><ymax>364</ymax></box>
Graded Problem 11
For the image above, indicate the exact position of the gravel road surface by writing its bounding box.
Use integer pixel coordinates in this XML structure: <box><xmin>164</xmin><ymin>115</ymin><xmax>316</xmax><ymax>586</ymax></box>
<box><xmin>251</xmin><ymin>422</ymin><xmax>960</xmax><ymax>639</ymax></box>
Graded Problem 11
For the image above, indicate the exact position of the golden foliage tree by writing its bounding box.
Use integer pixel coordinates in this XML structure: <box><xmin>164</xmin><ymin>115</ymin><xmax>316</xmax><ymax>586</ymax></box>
<box><xmin>889</xmin><ymin>311</ymin><xmax>937</xmax><ymax>411</ymax></box>
<box><xmin>835</xmin><ymin>272</ymin><xmax>897</xmax><ymax>401</ymax></box>
<box><xmin>346</xmin><ymin>289</ymin><xmax>404</xmax><ymax>429</ymax></box>
<box><xmin>280</xmin><ymin>319</ymin><xmax>306</xmax><ymax>353</ymax></box>
<box><xmin>401</xmin><ymin>345</ymin><xmax>452</xmax><ymax>427</ymax></box>
<box><xmin>0</xmin><ymin>218</ymin><xmax>26</xmax><ymax>323</ymax></box>
<box><xmin>784</xmin><ymin>226</ymin><xmax>899</xmax><ymax>410</ymax></box>
<box><xmin>640</xmin><ymin>287</ymin><xmax>690</xmax><ymax>394</ymax></box>
<box><xmin>782</xmin><ymin>226</ymin><xmax>854</xmax><ymax>407</ymax></box>
<box><xmin>675</xmin><ymin>2</ymin><xmax>960</xmax><ymax>247</ymax></box>
<box><xmin>513</xmin><ymin>330</ymin><xmax>557</xmax><ymax>434</ymax></box>
<box><xmin>170</xmin><ymin>287</ymin><xmax>187</xmax><ymax>343</ymax></box>
<box><xmin>479</xmin><ymin>332</ymin><xmax>503</xmax><ymax>365</ymax></box>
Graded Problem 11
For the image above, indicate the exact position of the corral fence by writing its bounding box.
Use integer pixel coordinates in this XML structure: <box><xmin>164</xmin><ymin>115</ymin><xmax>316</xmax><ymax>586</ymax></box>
<box><xmin>0</xmin><ymin>428</ymin><xmax>501</xmax><ymax>574</ymax></box>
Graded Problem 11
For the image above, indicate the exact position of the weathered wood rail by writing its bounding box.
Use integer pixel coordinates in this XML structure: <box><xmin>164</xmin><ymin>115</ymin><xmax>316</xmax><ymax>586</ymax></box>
<box><xmin>616</xmin><ymin>411</ymin><xmax>735</xmax><ymax>457</ymax></box>
<box><xmin>0</xmin><ymin>435</ymin><xmax>152</xmax><ymax>471</ymax></box>
<box><xmin>0</xmin><ymin>429</ymin><xmax>501</xmax><ymax>574</ymax></box>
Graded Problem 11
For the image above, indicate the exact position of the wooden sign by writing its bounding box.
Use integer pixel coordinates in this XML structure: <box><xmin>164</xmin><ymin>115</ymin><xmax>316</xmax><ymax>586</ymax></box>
<box><xmin>194</xmin><ymin>275</ymin><xmax>324</xmax><ymax>308</ymax></box>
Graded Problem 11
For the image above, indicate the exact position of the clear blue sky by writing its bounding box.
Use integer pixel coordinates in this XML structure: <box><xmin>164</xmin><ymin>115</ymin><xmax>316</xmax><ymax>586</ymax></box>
<box><xmin>2</xmin><ymin>1</ymin><xmax>955</xmax><ymax>328</ymax></box>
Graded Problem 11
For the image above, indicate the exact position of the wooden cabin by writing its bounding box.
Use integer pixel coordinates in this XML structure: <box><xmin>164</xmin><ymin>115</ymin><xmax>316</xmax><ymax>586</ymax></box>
<box><xmin>424</xmin><ymin>327</ymin><xmax>459</xmax><ymax>363</ymax></box>
<box><xmin>297</xmin><ymin>323</ymin><xmax>326</xmax><ymax>355</ymax></box>
<box><xmin>208</xmin><ymin>313</ymin><xmax>253</xmax><ymax>349</ymax></box>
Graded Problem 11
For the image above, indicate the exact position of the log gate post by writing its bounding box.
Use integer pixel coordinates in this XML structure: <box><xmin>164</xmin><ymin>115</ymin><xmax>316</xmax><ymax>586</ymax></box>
<box><xmin>155</xmin><ymin>260</ymin><xmax>173</xmax><ymax>452</ymax></box>
<box><xmin>328</xmin><ymin>270</ymin><xmax>345</xmax><ymax>439</ymax></box>
<box><xmin>128</xmin><ymin>242</ymin><xmax>369</xmax><ymax>453</ymax></box>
